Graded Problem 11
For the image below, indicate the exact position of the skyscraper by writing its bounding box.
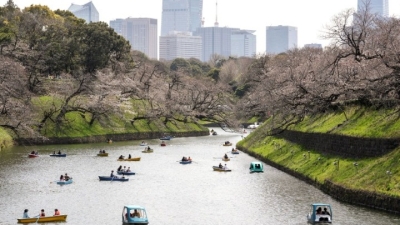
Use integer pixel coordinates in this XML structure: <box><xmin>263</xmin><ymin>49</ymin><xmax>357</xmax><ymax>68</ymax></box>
<box><xmin>231</xmin><ymin>30</ymin><xmax>256</xmax><ymax>58</ymax></box>
<box><xmin>159</xmin><ymin>31</ymin><xmax>202</xmax><ymax>61</ymax></box>
<box><xmin>161</xmin><ymin>0</ymin><xmax>203</xmax><ymax>36</ymax></box>
<box><xmin>68</xmin><ymin>1</ymin><xmax>99</xmax><ymax>23</ymax></box>
<box><xmin>357</xmin><ymin>0</ymin><xmax>389</xmax><ymax>17</ymax></box>
<box><xmin>266</xmin><ymin>26</ymin><xmax>298</xmax><ymax>55</ymax></box>
<box><xmin>195</xmin><ymin>27</ymin><xmax>237</xmax><ymax>62</ymax></box>
<box><xmin>110</xmin><ymin>18</ymin><xmax>158</xmax><ymax>59</ymax></box>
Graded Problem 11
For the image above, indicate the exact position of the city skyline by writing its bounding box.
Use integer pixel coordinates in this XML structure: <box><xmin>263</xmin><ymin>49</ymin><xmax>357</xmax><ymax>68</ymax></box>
<box><xmin>7</xmin><ymin>0</ymin><xmax>400</xmax><ymax>54</ymax></box>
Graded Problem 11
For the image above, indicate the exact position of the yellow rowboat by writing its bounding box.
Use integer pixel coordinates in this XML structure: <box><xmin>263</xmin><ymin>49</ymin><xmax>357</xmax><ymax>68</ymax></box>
<box><xmin>142</xmin><ymin>149</ymin><xmax>153</xmax><ymax>153</ymax></box>
<box><xmin>118</xmin><ymin>157</ymin><xmax>141</xmax><ymax>161</ymax></box>
<box><xmin>97</xmin><ymin>153</ymin><xmax>109</xmax><ymax>157</ymax></box>
<box><xmin>222</xmin><ymin>158</ymin><xmax>230</xmax><ymax>161</ymax></box>
<box><xmin>18</xmin><ymin>215</ymin><xmax>67</xmax><ymax>223</ymax></box>
<box><xmin>223</xmin><ymin>143</ymin><xmax>232</xmax><ymax>146</ymax></box>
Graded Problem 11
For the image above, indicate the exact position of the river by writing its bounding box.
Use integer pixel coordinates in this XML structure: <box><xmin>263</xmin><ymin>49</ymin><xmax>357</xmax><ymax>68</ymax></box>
<box><xmin>0</xmin><ymin>128</ymin><xmax>399</xmax><ymax>225</ymax></box>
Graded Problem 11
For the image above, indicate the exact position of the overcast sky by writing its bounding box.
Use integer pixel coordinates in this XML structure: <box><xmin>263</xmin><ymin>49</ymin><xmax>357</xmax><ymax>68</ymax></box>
<box><xmin>5</xmin><ymin>0</ymin><xmax>400</xmax><ymax>54</ymax></box>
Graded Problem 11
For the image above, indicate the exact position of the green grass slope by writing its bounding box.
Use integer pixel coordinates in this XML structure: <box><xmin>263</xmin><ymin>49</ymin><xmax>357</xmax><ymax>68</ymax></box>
<box><xmin>237</xmin><ymin>106</ymin><xmax>400</xmax><ymax>197</ymax></box>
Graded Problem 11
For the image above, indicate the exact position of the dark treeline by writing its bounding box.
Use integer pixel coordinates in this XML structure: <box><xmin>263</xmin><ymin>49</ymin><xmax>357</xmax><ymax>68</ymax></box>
<box><xmin>1</xmin><ymin>0</ymin><xmax>400</xmax><ymax>138</ymax></box>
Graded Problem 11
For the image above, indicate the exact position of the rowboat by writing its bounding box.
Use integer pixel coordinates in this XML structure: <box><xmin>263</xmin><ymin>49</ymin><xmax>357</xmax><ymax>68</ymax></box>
<box><xmin>28</xmin><ymin>154</ymin><xmax>39</xmax><ymax>158</ymax></box>
<box><xmin>57</xmin><ymin>178</ymin><xmax>73</xmax><ymax>185</ymax></box>
<box><xmin>50</xmin><ymin>153</ymin><xmax>66</xmax><ymax>157</ymax></box>
<box><xmin>231</xmin><ymin>150</ymin><xmax>239</xmax><ymax>154</ymax></box>
<box><xmin>179</xmin><ymin>160</ymin><xmax>192</xmax><ymax>164</ymax></box>
<box><xmin>117</xmin><ymin>171</ymin><xmax>136</xmax><ymax>175</ymax></box>
<box><xmin>141</xmin><ymin>149</ymin><xmax>153</xmax><ymax>153</ymax></box>
<box><xmin>122</xmin><ymin>205</ymin><xmax>149</xmax><ymax>224</ymax></box>
<box><xmin>140</xmin><ymin>142</ymin><xmax>147</xmax><ymax>146</ymax></box>
<box><xmin>160</xmin><ymin>142</ymin><xmax>166</xmax><ymax>146</ymax></box>
<box><xmin>250</xmin><ymin>162</ymin><xmax>264</xmax><ymax>173</ymax></box>
<box><xmin>17</xmin><ymin>215</ymin><xmax>67</xmax><ymax>223</ymax></box>
<box><xmin>212</xmin><ymin>166</ymin><xmax>232</xmax><ymax>172</ymax></box>
<box><xmin>118</xmin><ymin>157</ymin><xmax>141</xmax><ymax>161</ymax></box>
<box><xmin>160</xmin><ymin>136</ymin><xmax>173</xmax><ymax>140</ymax></box>
<box><xmin>99</xmin><ymin>176</ymin><xmax>129</xmax><ymax>181</ymax></box>
<box><xmin>223</xmin><ymin>142</ymin><xmax>232</xmax><ymax>146</ymax></box>
<box><xmin>307</xmin><ymin>203</ymin><xmax>332</xmax><ymax>224</ymax></box>
<box><xmin>97</xmin><ymin>152</ymin><xmax>109</xmax><ymax>157</ymax></box>
<box><xmin>222</xmin><ymin>157</ymin><xmax>230</xmax><ymax>161</ymax></box>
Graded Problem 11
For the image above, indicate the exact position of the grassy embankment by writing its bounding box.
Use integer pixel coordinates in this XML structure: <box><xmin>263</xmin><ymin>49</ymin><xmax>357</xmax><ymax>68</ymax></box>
<box><xmin>237</xmin><ymin>106</ymin><xmax>400</xmax><ymax>197</ymax></box>
<box><xmin>0</xmin><ymin>96</ymin><xmax>207</xmax><ymax>146</ymax></box>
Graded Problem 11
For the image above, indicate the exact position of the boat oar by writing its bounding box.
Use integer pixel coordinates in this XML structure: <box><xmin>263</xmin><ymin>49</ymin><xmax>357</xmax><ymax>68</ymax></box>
<box><xmin>35</xmin><ymin>215</ymin><xmax>40</xmax><ymax>223</ymax></box>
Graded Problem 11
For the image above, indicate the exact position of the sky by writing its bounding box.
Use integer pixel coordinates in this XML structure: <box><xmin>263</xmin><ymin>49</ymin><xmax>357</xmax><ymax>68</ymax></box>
<box><xmin>5</xmin><ymin>0</ymin><xmax>400</xmax><ymax>54</ymax></box>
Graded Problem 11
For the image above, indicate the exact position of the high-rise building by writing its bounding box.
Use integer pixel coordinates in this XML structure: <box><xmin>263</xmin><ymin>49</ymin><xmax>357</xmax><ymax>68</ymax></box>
<box><xmin>357</xmin><ymin>0</ymin><xmax>389</xmax><ymax>17</ymax></box>
<box><xmin>110</xmin><ymin>18</ymin><xmax>158</xmax><ymax>59</ymax></box>
<box><xmin>304</xmin><ymin>43</ymin><xmax>323</xmax><ymax>49</ymax></box>
<box><xmin>266</xmin><ymin>25</ymin><xmax>298</xmax><ymax>54</ymax></box>
<box><xmin>231</xmin><ymin>30</ymin><xmax>256</xmax><ymax>58</ymax></box>
<box><xmin>195</xmin><ymin>27</ymin><xmax>238</xmax><ymax>62</ymax></box>
<box><xmin>161</xmin><ymin>0</ymin><xmax>203</xmax><ymax>36</ymax></box>
<box><xmin>68</xmin><ymin>1</ymin><xmax>99</xmax><ymax>23</ymax></box>
<box><xmin>159</xmin><ymin>31</ymin><xmax>202</xmax><ymax>61</ymax></box>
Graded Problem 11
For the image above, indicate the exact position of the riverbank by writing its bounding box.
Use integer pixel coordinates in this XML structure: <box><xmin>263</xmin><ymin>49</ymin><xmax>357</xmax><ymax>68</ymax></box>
<box><xmin>236</xmin><ymin>106</ymin><xmax>400</xmax><ymax>214</ymax></box>
<box><xmin>15</xmin><ymin>130</ymin><xmax>209</xmax><ymax>145</ymax></box>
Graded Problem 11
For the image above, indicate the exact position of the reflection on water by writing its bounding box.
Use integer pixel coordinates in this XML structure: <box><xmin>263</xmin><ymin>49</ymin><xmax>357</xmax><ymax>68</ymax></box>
<box><xmin>0</xmin><ymin>128</ymin><xmax>399</xmax><ymax>225</ymax></box>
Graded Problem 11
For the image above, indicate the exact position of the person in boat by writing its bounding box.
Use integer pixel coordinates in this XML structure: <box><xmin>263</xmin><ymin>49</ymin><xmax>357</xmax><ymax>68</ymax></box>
<box><xmin>223</xmin><ymin>164</ymin><xmax>228</xmax><ymax>170</ymax></box>
<box><xmin>219</xmin><ymin>163</ymin><xmax>223</xmax><ymax>168</ymax></box>
<box><xmin>35</xmin><ymin>151</ymin><xmax>38</xmax><ymax>155</ymax></box>
<box><xmin>117</xmin><ymin>165</ymin><xmax>123</xmax><ymax>172</ymax></box>
<box><xmin>224</xmin><ymin>154</ymin><xmax>229</xmax><ymax>159</ymax></box>
<box><xmin>127</xmin><ymin>167</ymin><xmax>131</xmax><ymax>172</ymax></box>
<box><xmin>53</xmin><ymin>151</ymin><xmax>56</xmax><ymax>155</ymax></box>
<box><xmin>103</xmin><ymin>150</ymin><xmax>106</xmax><ymax>153</ymax></box>
<box><xmin>64</xmin><ymin>173</ymin><xmax>71</xmax><ymax>181</ymax></box>
<box><xmin>316</xmin><ymin>207</ymin><xmax>322</xmax><ymax>215</ymax></box>
<box><xmin>31</xmin><ymin>151</ymin><xmax>35</xmax><ymax>155</ymax></box>
<box><xmin>110</xmin><ymin>170</ymin><xmax>115</xmax><ymax>177</ymax></box>
<box><xmin>23</xmin><ymin>209</ymin><xmax>29</xmax><ymax>218</ymax></box>
<box><xmin>323</xmin><ymin>208</ymin><xmax>330</xmax><ymax>215</ymax></box>
<box><xmin>59</xmin><ymin>175</ymin><xmax>65</xmax><ymax>181</ymax></box>
<box><xmin>128</xmin><ymin>154</ymin><xmax>132</xmax><ymax>159</ymax></box>
<box><xmin>54</xmin><ymin>209</ymin><xmax>60</xmax><ymax>216</ymax></box>
<box><xmin>99</xmin><ymin>150</ymin><xmax>102</xmax><ymax>153</ymax></box>
<box><xmin>182</xmin><ymin>156</ymin><xmax>188</xmax><ymax>161</ymax></box>
<box><xmin>40</xmin><ymin>209</ymin><xmax>45</xmax><ymax>217</ymax></box>
<box><xmin>58</xmin><ymin>150</ymin><xmax>61</xmax><ymax>154</ymax></box>
<box><xmin>123</xmin><ymin>166</ymin><xmax>127</xmax><ymax>171</ymax></box>
<box><xmin>147</xmin><ymin>146</ymin><xmax>151</xmax><ymax>151</ymax></box>
<box><xmin>130</xmin><ymin>209</ymin><xmax>141</xmax><ymax>218</ymax></box>
<box><xmin>119</xmin><ymin>155</ymin><xmax>124</xmax><ymax>159</ymax></box>
<box><xmin>188</xmin><ymin>156</ymin><xmax>192</xmax><ymax>161</ymax></box>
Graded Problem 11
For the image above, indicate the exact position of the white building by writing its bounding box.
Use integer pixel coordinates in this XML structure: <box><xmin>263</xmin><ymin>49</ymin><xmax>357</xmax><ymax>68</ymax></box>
<box><xmin>159</xmin><ymin>31</ymin><xmax>202</xmax><ymax>61</ymax></box>
<box><xmin>110</xmin><ymin>18</ymin><xmax>158</xmax><ymax>59</ymax></box>
<box><xmin>231</xmin><ymin>30</ymin><xmax>256</xmax><ymax>58</ymax></box>
<box><xmin>304</xmin><ymin>43</ymin><xmax>323</xmax><ymax>49</ymax></box>
<box><xmin>68</xmin><ymin>1</ymin><xmax>99</xmax><ymax>23</ymax></box>
<box><xmin>266</xmin><ymin>25</ymin><xmax>298</xmax><ymax>54</ymax></box>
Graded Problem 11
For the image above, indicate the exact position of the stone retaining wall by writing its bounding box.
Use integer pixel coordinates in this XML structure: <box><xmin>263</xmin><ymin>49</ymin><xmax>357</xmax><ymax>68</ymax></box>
<box><xmin>15</xmin><ymin>131</ymin><xmax>209</xmax><ymax>145</ymax></box>
<box><xmin>275</xmin><ymin>130</ymin><xmax>400</xmax><ymax>158</ymax></box>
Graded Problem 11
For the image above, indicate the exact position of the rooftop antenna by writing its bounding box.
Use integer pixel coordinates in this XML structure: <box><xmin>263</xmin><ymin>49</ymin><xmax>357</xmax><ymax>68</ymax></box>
<box><xmin>214</xmin><ymin>0</ymin><xmax>219</xmax><ymax>27</ymax></box>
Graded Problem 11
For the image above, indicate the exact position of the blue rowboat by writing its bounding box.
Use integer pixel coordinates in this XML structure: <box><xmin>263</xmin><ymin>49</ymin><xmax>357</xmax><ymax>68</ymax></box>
<box><xmin>50</xmin><ymin>154</ymin><xmax>67</xmax><ymax>157</ymax></box>
<box><xmin>231</xmin><ymin>150</ymin><xmax>239</xmax><ymax>154</ymax></box>
<box><xmin>159</xmin><ymin>135</ymin><xmax>173</xmax><ymax>140</ymax></box>
<box><xmin>117</xmin><ymin>171</ymin><xmax>136</xmax><ymax>175</ymax></box>
<box><xmin>99</xmin><ymin>176</ymin><xmax>129</xmax><ymax>181</ymax></box>
<box><xmin>307</xmin><ymin>203</ymin><xmax>332</xmax><ymax>224</ymax></box>
<box><xmin>250</xmin><ymin>162</ymin><xmax>264</xmax><ymax>173</ymax></box>
<box><xmin>57</xmin><ymin>178</ymin><xmax>73</xmax><ymax>185</ymax></box>
<box><xmin>179</xmin><ymin>160</ymin><xmax>192</xmax><ymax>164</ymax></box>
<box><xmin>122</xmin><ymin>205</ymin><xmax>149</xmax><ymax>224</ymax></box>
